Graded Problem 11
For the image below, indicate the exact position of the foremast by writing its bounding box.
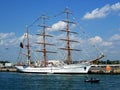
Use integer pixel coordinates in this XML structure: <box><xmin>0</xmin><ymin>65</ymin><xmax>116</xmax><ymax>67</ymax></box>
<box><xmin>35</xmin><ymin>14</ymin><xmax>56</xmax><ymax>67</ymax></box>
<box><xmin>59</xmin><ymin>8</ymin><xmax>80</xmax><ymax>64</ymax></box>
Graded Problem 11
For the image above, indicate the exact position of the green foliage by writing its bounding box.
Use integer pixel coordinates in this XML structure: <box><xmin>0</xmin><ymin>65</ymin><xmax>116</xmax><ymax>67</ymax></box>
<box><xmin>98</xmin><ymin>60</ymin><xmax>120</xmax><ymax>64</ymax></box>
<box><xmin>0</xmin><ymin>61</ymin><xmax>10</xmax><ymax>64</ymax></box>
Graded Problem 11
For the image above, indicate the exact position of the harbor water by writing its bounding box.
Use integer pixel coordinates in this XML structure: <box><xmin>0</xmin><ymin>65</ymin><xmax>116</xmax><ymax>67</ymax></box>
<box><xmin>0</xmin><ymin>72</ymin><xmax>120</xmax><ymax>90</ymax></box>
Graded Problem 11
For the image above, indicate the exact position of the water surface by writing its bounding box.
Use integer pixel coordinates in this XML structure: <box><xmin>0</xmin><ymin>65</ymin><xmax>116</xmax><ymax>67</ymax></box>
<box><xmin>0</xmin><ymin>72</ymin><xmax>120</xmax><ymax>90</ymax></box>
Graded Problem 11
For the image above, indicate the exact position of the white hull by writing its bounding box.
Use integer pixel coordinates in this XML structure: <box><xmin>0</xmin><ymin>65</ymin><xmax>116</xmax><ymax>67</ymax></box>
<box><xmin>15</xmin><ymin>63</ymin><xmax>91</xmax><ymax>74</ymax></box>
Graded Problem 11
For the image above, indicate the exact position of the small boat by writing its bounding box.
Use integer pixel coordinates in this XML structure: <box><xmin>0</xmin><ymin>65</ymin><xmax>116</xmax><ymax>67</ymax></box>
<box><xmin>84</xmin><ymin>78</ymin><xmax>100</xmax><ymax>83</ymax></box>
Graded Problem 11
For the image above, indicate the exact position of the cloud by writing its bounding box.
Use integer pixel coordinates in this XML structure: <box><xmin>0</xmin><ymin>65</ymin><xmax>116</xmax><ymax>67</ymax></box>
<box><xmin>0</xmin><ymin>32</ymin><xmax>15</xmax><ymax>39</ymax></box>
<box><xmin>110</xmin><ymin>34</ymin><xmax>120</xmax><ymax>41</ymax></box>
<box><xmin>48</xmin><ymin>21</ymin><xmax>66</xmax><ymax>31</ymax></box>
<box><xmin>83</xmin><ymin>2</ymin><xmax>120</xmax><ymax>19</ymax></box>
<box><xmin>89</xmin><ymin>36</ymin><xmax>103</xmax><ymax>44</ymax></box>
<box><xmin>0</xmin><ymin>32</ymin><xmax>17</xmax><ymax>46</ymax></box>
<box><xmin>111</xmin><ymin>2</ymin><xmax>120</xmax><ymax>11</ymax></box>
<box><xmin>0</xmin><ymin>32</ymin><xmax>35</xmax><ymax>46</ymax></box>
<box><xmin>101</xmin><ymin>41</ymin><xmax>113</xmax><ymax>46</ymax></box>
<box><xmin>0</xmin><ymin>31</ymin><xmax>119</xmax><ymax>62</ymax></box>
<box><xmin>47</xmin><ymin>20</ymin><xmax>76</xmax><ymax>32</ymax></box>
<box><xmin>0</xmin><ymin>40</ymin><xmax>3</xmax><ymax>45</ymax></box>
<box><xmin>89</xmin><ymin>36</ymin><xmax>113</xmax><ymax>46</ymax></box>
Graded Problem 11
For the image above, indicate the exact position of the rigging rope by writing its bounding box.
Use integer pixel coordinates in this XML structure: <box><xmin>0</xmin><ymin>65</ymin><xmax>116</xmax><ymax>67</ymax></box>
<box><xmin>17</xmin><ymin>9</ymin><xmax>104</xmax><ymax>63</ymax></box>
<box><xmin>28</xmin><ymin>16</ymin><xmax>41</xmax><ymax>28</ymax></box>
<box><xmin>17</xmin><ymin>29</ymin><xmax>29</xmax><ymax>63</ymax></box>
<box><xmin>71</xmin><ymin>14</ymin><xmax>104</xmax><ymax>56</ymax></box>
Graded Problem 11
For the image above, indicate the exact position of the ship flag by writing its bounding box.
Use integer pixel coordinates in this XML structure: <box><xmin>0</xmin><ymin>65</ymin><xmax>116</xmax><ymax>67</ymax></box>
<box><xmin>20</xmin><ymin>42</ymin><xmax>24</xmax><ymax>48</ymax></box>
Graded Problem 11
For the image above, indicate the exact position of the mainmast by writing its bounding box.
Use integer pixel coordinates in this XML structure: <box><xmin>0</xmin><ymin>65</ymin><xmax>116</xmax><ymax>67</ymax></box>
<box><xmin>59</xmin><ymin>8</ymin><xmax>80</xmax><ymax>64</ymax></box>
<box><xmin>35</xmin><ymin>14</ymin><xmax>56</xmax><ymax>67</ymax></box>
<box><xmin>26</xmin><ymin>25</ymin><xmax>31</xmax><ymax>66</ymax></box>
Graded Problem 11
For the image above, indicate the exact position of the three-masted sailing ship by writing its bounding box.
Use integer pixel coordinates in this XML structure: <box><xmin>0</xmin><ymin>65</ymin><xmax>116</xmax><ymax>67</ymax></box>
<box><xmin>15</xmin><ymin>8</ymin><xmax>104</xmax><ymax>74</ymax></box>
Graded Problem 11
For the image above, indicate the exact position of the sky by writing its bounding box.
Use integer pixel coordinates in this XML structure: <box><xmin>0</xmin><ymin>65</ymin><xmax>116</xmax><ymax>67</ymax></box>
<box><xmin>0</xmin><ymin>0</ymin><xmax>120</xmax><ymax>63</ymax></box>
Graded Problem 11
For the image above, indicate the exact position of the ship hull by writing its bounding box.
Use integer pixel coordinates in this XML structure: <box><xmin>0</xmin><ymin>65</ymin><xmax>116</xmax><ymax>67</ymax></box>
<box><xmin>15</xmin><ymin>64</ymin><xmax>91</xmax><ymax>74</ymax></box>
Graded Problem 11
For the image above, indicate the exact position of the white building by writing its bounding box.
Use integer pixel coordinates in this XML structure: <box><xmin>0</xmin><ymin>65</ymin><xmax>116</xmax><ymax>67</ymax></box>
<box><xmin>5</xmin><ymin>63</ymin><xmax>13</xmax><ymax>67</ymax></box>
<box><xmin>0</xmin><ymin>63</ymin><xmax>4</xmax><ymax>67</ymax></box>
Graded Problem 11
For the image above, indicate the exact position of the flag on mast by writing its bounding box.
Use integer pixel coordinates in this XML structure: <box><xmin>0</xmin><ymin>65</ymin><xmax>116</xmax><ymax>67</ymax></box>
<box><xmin>20</xmin><ymin>42</ymin><xmax>24</xmax><ymax>48</ymax></box>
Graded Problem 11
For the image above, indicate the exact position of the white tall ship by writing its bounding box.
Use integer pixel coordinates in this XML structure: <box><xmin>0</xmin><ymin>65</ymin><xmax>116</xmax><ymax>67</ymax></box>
<box><xmin>15</xmin><ymin>8</ymin><xmax>104</xmax><ymax>74</ymax></box>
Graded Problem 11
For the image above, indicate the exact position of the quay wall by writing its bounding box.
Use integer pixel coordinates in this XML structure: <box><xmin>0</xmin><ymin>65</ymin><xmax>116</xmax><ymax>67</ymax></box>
<box><xmin>0</xmin><ymin>67</ymin><xmax>17</xmax><ymax>72</ymax></box>
<box><xmin>89</xmin><ymin>65</ymin><xmax>120</xmax><ymax>74</ymax></box>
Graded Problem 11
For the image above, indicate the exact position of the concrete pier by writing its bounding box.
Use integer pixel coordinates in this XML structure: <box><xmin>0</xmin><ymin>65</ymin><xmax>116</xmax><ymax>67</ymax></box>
<box><xmin>89</xmin><ymin>64</ymin><xmax>120</xmax><ymax>74</ymax></box>
<box><xmin>0</xmin><ymin>67</ymin><xmax>17</xmax><ymax>72</ymax></box>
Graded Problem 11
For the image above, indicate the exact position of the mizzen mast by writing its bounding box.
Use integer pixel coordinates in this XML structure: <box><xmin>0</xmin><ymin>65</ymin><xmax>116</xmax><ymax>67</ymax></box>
<box><xmin>59</xmin><ymin>8</ymin><xmax>80</xmax><ymax>64</ymax></box>
<box><xmin>26</xmin><ymin>25</ymin><xmax>31</xmax><ymax>66</ymax></box>
<box><xmin>35</xmin><ymin>14</ymin><xmax>56</xmax><ymax>67</ymax></box>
